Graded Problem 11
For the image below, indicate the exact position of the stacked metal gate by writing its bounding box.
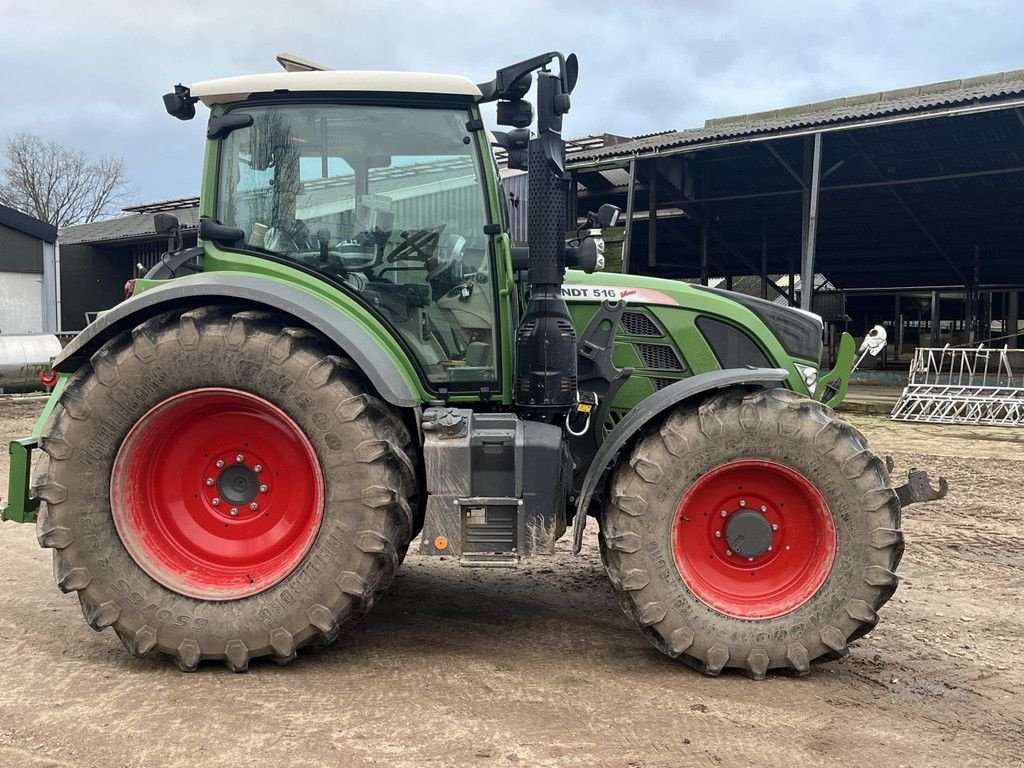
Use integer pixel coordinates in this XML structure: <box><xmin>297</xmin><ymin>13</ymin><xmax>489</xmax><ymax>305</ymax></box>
<box><xmin>891</xmin><ymin>345</ymin><xmax>1024</xmax><ymax>426</ymax></box>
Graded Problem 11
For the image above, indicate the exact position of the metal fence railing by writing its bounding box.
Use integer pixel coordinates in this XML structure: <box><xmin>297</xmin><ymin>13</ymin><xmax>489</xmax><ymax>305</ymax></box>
<box><xmin>890</xmin><ymin>345</ymin><xmax>1024</xmax><ymax>426</ymax></box>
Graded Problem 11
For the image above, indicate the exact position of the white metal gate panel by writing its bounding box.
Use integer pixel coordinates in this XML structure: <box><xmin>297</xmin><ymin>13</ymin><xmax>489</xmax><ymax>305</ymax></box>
<box><xmin>891</xmin><ymin>346</ymin><xmax>1024</xmax><ymax>426</ymax></box>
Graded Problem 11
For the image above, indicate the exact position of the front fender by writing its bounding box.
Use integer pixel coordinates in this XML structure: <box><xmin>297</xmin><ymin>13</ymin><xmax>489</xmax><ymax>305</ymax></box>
<box><xmin>53</xmin><ymin>273</ymin><xmax>420</xmax><ymax>408</ymax></box>
<box><xmin>571</xmin><ymin>367</ymin><xmax>789</xmax><ymax>553</ymax></box>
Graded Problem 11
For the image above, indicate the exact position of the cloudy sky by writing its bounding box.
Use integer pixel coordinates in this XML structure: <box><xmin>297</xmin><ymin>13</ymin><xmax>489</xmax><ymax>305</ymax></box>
<box><xmin>2</xmin><ymin>0</ymin><xmax>1022</xmax><ymax>206</ymax></box>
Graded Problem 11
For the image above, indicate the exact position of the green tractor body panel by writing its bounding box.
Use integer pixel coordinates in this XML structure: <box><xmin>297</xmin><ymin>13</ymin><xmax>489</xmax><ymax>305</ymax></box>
<box><xmin>560</xmin><ymin>269</ymin><xmax>812</xmax><ymax>419</ymax></box>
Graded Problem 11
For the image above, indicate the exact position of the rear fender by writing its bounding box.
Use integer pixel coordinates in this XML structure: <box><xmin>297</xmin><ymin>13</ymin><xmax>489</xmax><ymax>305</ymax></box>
<box><xmin>571</xmin><ymin>367</ymin><xmax>789</xmax><ymax>553</ymax></box>
<box><xmin>52</xmin><ymin>274</ymin><xmax>420</xmax><ymax>407</ymax></box>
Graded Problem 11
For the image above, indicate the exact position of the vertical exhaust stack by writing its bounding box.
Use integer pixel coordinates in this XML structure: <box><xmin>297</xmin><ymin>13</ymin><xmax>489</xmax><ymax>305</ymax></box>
<box><xmin>515</xmin><ymin>67</ymin><xmax>576</xmax><ymax>413</ymax></box>
<box><xmin>478</xmin><ymin>52</ymin><xmax>580</xmax><ymax>415</ymax></box>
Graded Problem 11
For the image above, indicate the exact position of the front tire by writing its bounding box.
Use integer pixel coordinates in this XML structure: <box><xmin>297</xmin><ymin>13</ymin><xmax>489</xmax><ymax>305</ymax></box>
<box><xmin>599</xmin><ymin>388</ymin><xmax>904</xmax><ymax>678</ymax></box>
<box><xmin>34</xmin><ymin>307</ymin><xmax>417</xmax><ymax>671</ymax></box>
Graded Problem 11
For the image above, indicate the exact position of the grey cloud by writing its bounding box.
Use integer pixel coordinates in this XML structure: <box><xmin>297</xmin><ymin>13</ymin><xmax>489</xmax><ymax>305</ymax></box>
<box><xmin>1</xmin><ymin>0</ymin><xmax>1022</xmax><ymax>203</ymax></box>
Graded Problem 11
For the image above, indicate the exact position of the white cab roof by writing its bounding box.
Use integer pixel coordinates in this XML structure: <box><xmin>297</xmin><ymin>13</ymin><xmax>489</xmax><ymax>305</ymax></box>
<box><xmin>190</xmin><ymin>71</ymin><xmax>482</xmax><ymax>106</ymax></box>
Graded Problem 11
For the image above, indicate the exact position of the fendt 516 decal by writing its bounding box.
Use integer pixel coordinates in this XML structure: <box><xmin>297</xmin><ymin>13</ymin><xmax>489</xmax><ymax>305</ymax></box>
<box><xmin>560</xmin><ymin>285</ymin><xmax>679</xmax><ymax>306</ymax></box>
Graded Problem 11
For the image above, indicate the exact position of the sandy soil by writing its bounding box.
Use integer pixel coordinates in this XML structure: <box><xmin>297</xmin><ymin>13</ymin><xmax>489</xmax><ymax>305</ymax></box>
<box><xmin>0</xmin><ymin>398</ymin><xmax>1021</xmax><ymax>768</ymax></box>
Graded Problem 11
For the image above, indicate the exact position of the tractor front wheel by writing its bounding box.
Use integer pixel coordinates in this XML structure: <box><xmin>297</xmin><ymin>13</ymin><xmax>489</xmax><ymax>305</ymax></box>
<box><xmin>599</xmin><ymin>387</ymin><xmax>904</xmax><ymax>678</ymax></box>
<box><xmin>34</xmin><ymin>307</ymin><xmax>416</xmax><ymax>671</ymax></box>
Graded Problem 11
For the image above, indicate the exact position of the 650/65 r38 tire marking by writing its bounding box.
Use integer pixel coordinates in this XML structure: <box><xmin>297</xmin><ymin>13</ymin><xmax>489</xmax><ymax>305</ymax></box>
<box><xmin>111</xmin><ymin>388</ymin><xmax>325</xmax><ymax>601</ymax></box>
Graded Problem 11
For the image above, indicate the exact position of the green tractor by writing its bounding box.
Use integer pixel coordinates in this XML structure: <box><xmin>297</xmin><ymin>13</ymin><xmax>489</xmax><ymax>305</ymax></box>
<box><xmin>3</xmin><ymin>52</ymin><xmax>933</xmax><ymax>676</ymax></box>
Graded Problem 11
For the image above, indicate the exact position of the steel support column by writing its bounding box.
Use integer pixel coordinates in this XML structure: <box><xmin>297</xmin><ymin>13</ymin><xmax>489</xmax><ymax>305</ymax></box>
<box><xmin>894</xmin><ymin>295</ymin><xmax>901</xmax><ymax>360</ymax></box>
<box><xmin>930</xmin><ymin>291</ymin><xmax>941</xmax><ymax>347</ymax></box>
<box><xmin>967</xmin><ymin>245</ymin><xmax>982</xmax><ymax>344</ymax></box>
<box><xmin>800</xmin><ymin>133</ymin><xmax>823</xmax><ymax>312</ymax></box>
<box><xmin>699</xmin><ymin>222</ymin><xmax>710</xmax><ymax>286</ymax></box>
<box><xmin>647</xmin><ymin>170</ymin><xmax>658</xmax><ymax>268</ymax></box>
<box><xmin>1009</xmin><ymin>290</ymin><xmax>1020</xmax><ymax>348</ymax></box>
<box><xmin>788</xmin><ymin>249</ymin><xmax>796</xmax><ymax>305</ymax></box>
<box><xmin>621</xmin><ymin>158</ymin><xmax>637</xmax><ymax>274</ymax></box>
<box><xmin>760</xmin><ymin>220</ymin><xmax>768</xmax><ymax>299</ymax></box>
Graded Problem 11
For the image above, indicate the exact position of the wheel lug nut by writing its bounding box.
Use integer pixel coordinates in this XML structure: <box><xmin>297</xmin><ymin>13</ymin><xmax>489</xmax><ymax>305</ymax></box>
<box><xmin>254</xmin><ymin>464</ymin><xmax>263</xmax><ymax>473</ymax></box>
<box><xmin>720</xmin><ymin>510</ymin><xmax>727</xmax><ymax>518</ymax></box>
<box><xmin>714</xmin><ymin>530</ymin><xmax>722</xmax><ymax>538</ymax></box>
<box><xmin>748</xmin><ymin>556</ymin><xmax>754</xmax><ymax>562</ymax></box>
<box><xmin>259</xmin><ymin>484</ymin><xmax>269</xmax><ymax>493</ymax></box>
<box><xmin>767</xmin><ymin>545</ymin><xmax>773</xmax><ymax>551</ymax></box>
<box><xmin>249</xmin><ymin>502</ymin><xmax>258</xmax><ymax>511</ymax></box>
<box><xmin>739</xmin><ymin>499</ymin><xmax>746</xmax><ymax>508</ymax></box>
<box><xmin>205</xmin><ymin>477</ymin><xmax>214</xmax><ymax>486</ymax></box>
<box><xmin>215</xmin><ymin>459</ymin><xmax>225</xmax><ymax>468</ymax></box>
<box><xmin>230</xmin><ymin>507</ymin><xmax>239</xmax><ymax>517</ymax></box>
<box><xmin>725</xmin><ymin>549</ymin><xmax>732</xmax><ymax>556</ymax></box>
<box><xmin>760</xmin><ymin>505</ymin><xmax>767</xmax><ymax>513</ymax></box>
<box><xmin>772</xmin><ymin>523</ymin><xmax>779</xmax><ymax>531</ymax></box>
<box><xmin>212</xmin><ymin>497</ymin><xmax>220</xmax><ymax>506</ymax></box>
<box><xmin>235</xmin><ymin>454</ymin><xmax>245</xmax><ymax>463</ymax></box>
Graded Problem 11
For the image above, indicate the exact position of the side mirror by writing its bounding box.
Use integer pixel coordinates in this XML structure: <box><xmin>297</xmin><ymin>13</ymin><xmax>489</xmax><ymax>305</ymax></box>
<box><xmin>153</xmin><ymin>213</ymin><xmax>179</xmax><ymax>236</ymax></box>
<box><xmin>162</xmin><ymin>84</ymin><xmax>196</xmax><ymax>121</ymax></box>
<box><xmin>154</xmin><ymin>213</ymin><xmax>184</xmax><ymax>254</ymax></box>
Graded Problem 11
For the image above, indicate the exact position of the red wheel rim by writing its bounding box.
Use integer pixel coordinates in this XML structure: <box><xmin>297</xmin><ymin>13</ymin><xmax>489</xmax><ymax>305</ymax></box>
<box><xmin>671</xmin><ymin>460</ymin><xmax>836</xmax><ymax>619</ymax></box>
<box><xmin>111</xmin><ymin>388</ymin><xmax>324</xmax><ymax>601</ymax></box>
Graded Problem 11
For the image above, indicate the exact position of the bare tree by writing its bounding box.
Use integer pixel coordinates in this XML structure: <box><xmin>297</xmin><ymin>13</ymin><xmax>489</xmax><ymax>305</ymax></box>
<box><xmin>0</xmin><ymin>133</ymin><xmax>133</xmax><ymax>228</ymax></box>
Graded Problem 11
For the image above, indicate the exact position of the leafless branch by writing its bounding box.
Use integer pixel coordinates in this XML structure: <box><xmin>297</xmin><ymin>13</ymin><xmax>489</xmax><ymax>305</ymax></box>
<box><xmin>0</xmin><ymin>133</ymin><xmax>133</xmax><ymax>228</ymax></box>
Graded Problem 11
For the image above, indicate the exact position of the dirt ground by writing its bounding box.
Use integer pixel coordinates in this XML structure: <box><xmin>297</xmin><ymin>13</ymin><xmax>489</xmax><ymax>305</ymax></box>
<box><xmin>0</xmin><ymin>397</ymin><xmax>1021</xmax><ymax>768</ymax></box>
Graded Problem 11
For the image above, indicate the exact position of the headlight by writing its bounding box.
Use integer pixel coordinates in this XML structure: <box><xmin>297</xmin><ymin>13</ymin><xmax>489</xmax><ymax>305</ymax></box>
<box><xmin>794</xmin><ymin>363</ymin><xmax>818</xmax><ymax>390</ymax></box>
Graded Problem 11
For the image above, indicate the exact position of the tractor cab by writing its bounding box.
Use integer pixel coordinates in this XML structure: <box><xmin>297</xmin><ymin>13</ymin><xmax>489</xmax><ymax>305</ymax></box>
<box><xmin>188</xmin><ymin>71</ymin><xmax>503</xmax><ymax>391</ymax></box>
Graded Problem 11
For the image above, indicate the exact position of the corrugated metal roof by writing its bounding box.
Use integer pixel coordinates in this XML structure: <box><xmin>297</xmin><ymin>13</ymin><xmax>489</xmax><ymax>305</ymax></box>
<box><xmin>571</xmin><ymin>68</ymin><xmax>1024</xmax><ymax>164</ymax></box>
<box><xmin>60</xmin><ymin>203</ymin><xmax>200</xmax><ymax>245</ymax></box>
<box><xmin>0</xmin><ymin>203</ymin><xmax>57</xmax><ymax>243</ymax></box>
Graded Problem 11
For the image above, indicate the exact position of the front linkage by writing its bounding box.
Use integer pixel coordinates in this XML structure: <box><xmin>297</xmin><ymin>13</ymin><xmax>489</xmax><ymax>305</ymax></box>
<box><xmin>1</xmin><ymin>376</ymin><xmax>67</xmax><ymax>524</ymax></box>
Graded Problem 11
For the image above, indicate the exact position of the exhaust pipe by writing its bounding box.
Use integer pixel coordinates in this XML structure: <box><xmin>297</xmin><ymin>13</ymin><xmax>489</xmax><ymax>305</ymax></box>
<box><xmin>511</xmin><ymin>58</ymin><xmax>579</xmax><ymax>415</ymax></box>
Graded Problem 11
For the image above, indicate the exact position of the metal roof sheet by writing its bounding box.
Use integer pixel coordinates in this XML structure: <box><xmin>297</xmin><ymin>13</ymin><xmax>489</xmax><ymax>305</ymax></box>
<box><xmin>0</xmin><ymin>203</ymin><xmax>57</xmax><ymax>243</ymax></box>
<box><xmin>60</xmin><ymin>204</ymin><xmax>200</xmax><ymax>246</ymax></box>
<box><xmin>571</xmin><ymin>68</ymin><xmax>1024</xmax><ymax>165</ymax></box>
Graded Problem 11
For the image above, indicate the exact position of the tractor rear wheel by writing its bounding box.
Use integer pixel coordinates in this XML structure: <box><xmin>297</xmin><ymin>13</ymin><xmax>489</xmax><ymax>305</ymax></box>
<box><xmin>599</xmin><ymin>387</ymin><xmax>903</xmax><ymax>678</ymax></box>
<box><xmin>34</xmin><ymin>306</ymin><xmax>417</xmax><ymax>671</ymax></box>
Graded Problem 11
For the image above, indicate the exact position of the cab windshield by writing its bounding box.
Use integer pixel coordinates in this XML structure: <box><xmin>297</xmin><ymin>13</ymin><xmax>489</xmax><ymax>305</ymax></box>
<box><xmin>216</xmin><ymin>103</ymin><xmax>497</xmax><ymax>388</ymax></box>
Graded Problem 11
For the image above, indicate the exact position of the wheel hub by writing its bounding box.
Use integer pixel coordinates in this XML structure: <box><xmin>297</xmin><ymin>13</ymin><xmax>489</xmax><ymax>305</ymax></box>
<box><xmin>724</xmin><ymin>509</ymin><xmax>773</xmax><ymax>558</ymax></box>
<box><xmin>216</xmin><ymin>463</ymin><xmax>260</xmax><ymax>506</ymax></box>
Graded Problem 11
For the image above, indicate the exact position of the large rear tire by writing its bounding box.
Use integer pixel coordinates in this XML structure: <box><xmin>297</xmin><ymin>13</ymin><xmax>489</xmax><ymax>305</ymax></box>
<box><xmin>599</xmin><ymin>387</ymin><xmax>903</xmax><ymax>678</ymax></box>
<box><xmin>34</xmin><ymin>307</ymin><xmax>417</xmax><ymax>671</ymax></box>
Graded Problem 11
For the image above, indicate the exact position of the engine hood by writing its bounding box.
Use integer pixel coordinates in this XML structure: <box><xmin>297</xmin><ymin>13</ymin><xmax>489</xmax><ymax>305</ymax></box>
<box><xmin>562</xmin><ymin>270</ymin><xmax>823</xmax><ymax>367</ymax></box>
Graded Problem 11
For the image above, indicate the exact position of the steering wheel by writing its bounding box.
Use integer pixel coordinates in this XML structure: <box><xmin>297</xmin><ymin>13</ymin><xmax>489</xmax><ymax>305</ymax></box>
<box><xmin>385</xmin><ymin>225</ymin><xmax>446</xmax><ymax>263</ymax></box>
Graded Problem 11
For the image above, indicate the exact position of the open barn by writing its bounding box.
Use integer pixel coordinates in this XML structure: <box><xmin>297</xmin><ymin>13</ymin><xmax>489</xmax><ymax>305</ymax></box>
<box><xmin>569</xmin><ymin>70</ymin><xmax>1024</xmax><ymax>366</ymax></box>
